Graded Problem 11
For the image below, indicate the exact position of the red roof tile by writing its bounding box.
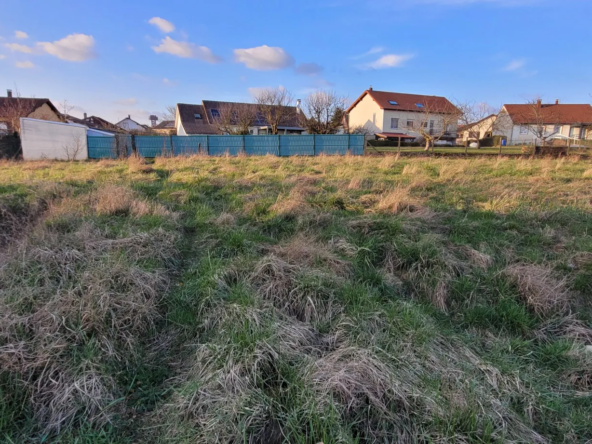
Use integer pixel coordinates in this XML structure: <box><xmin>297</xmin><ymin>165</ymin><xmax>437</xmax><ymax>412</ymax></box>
<box><xmin>347</xmin><ymin>90</ymin><xmax>460</xmax><ymax>114</ymax></box>
<box><xmin>503</xmin><ymin>104</ymin><xmax>592</xmax><ymax>125</ymax></box>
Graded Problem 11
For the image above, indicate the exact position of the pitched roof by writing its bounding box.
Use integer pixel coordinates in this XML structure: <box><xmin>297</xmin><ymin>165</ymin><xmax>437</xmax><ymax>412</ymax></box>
<box><xmin>202</xmin><ymin>100</ymin><xmax>302</xmax><ymax>128</ymax></box>
<box><xmin>457</xmin><ymin>114</ymin><xmax>496</xmax><ymax>133</ymax></box>
<box><xmin>177</xmin><ymin>103</ymin><xmax>220</xmax><ymax>135</ymax></box>
<box><xmin>153</xmin><ymin>120</ymin><xmax>175</xmax><ymax>129</ymax></box>
<box><xmin>503</xmin><ymin>104</ymin><xmax>592</xmax><ymax>125</ymax></box>
<box><xmin>66</xmin><ymin>114</ymin><xmax>124</xmax><ymax>133</ymax></box>
<box><xmin>0</xmin><ymin>97</ymin><xmax>61</xmax><ymax>119</ymax></box>
<box><xmin>347</xmin><ymin>90</ymin><xmax>460</xmax><ymax>114</ymax></box>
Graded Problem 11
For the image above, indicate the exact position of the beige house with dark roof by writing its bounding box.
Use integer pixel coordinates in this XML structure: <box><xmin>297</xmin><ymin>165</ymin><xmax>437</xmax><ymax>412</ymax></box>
<box><xmin>345</xmin><ymin>88</ymin><xmax>460</xmax><ymax>142</ymax></box>
<box><xmin>175</xmin><ymin>100</ymin><xmax>305</xmax><ymax>136</ymax></box>
<box><xmin>0</xmin><ymin>90</ymin><xmax>62</xmax><ymax>134</ymax></box>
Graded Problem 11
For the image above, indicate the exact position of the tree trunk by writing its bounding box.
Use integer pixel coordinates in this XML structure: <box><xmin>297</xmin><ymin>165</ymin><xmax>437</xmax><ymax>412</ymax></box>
<box><xmin>424</xmin><ymin>139</ymin><xmax>430</xmax><ymax>152</ymax></box>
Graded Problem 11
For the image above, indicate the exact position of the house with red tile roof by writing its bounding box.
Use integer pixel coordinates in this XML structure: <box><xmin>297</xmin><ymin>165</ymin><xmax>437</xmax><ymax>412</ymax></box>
<box><xmin>345</xmin><ymin>88</ymin><xmax>460</xmax><ymax>143</ymax></box>
<box><xmin>497</xmin><ymin>100</ymin><xmax>592</xmax><ymax>145</ymax></box>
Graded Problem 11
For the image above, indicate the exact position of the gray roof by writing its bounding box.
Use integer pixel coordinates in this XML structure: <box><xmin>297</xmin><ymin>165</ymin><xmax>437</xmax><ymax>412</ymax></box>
<box><xmin>177</xmin><ymin>100</ymin><xmax>304</xmax><ymax>135</ymax></box>
<box><xmin>177</xmin><ymin>103</ymin><xmax>220</xmax><ymax>135</ymax></box>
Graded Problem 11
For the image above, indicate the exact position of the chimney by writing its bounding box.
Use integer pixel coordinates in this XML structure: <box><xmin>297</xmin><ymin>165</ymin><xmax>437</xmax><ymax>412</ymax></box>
<box><xmin>536</xmin><ymin>99</ymin><xmax>542</xmax><ymax>109</ymax></box>
<box><xmin>369</xmin><ymin>86</ymin><xmax>373</xmax><ymax>91</ymax></box>
<box><xmin>7</xmin><ymin>89</ymin><xmax>12</xmax><ymax>98</ymax></box>
<box><xmin>555</xmin><ymin>99</ymin><xmax>559</xmax><ymax>105</ymax></box>
<box><xmin>296</xmin><ymin>99</ymin><xmax>301</xmax><ymax>114</ymax></box>
<box><xmin>128</xmin><ymin>114</ymin><xmax>131</xmax><ymax>119</ymax></box>
<box><xmin>83</xmin><ymin>112</ymin><xmax>87</xmax><ymax>121</ymax></box>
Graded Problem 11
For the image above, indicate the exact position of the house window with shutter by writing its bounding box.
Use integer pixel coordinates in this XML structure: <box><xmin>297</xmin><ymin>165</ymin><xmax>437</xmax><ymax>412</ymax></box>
<box><xmin>390</xmin><ymin>118</ymin><xmax>399</xmax><ymax>129</ymax></box>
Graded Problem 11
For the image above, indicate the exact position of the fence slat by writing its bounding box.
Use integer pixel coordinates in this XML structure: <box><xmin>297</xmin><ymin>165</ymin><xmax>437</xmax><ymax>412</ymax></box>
<box><xmin>88</xmin><ymin>134</ymin><xmax>365</xmax><ymax>159</ymax></box>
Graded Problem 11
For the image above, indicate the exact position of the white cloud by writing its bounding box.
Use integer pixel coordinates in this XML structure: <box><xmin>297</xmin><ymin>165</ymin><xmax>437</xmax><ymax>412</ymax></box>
<box><xmin>503</xmin><ymin>59</ymin><xmax>525</xmax><ymax>71</ymax></box>
<box><xmin>364</xmin><ymin>53</ymin><xmax>413</xmax><ymax>69</ymax></box>
<box><xmin>148</xmin><ymin>17</ymin><xmax>175</xmax><ymax>33</ymax></box>
<box><xmin>294</xmin><ymin>62</ymin><xmax>323</xmax><ymax>76</ymax></box>
<box><xmin>247</xmin><ymin>85</ymin><xmax>285</xmax><ymax>98</ymax></box>
<box><xmin>234</xmin><ymin>45</ymin><xmax>294</xmax><ymax>70</ymax></box>
<box><xmin>0</xmin><ymin>55</ymin><xmax>5</xmax><ymax>60</ymax></box>
<box><xmin>15</xmin><ymin>31</ymin><xmax>28</xmax><ymax>39</ymax></box>
<box><xmin>114</xmin><ymin>98</ymin><xmax>138</xmax><ymax>106</ymax></box>
<box><xmin>5</xmin><ymin>42</ymin><xmax>33</xmax><ymax>53</ymax></box>
<box><xmin>152</xmin><ymin>36</ymin><xmax>222</xmax><ymax>63</ymax></box>
<box><xmin>350</xmin><ymin>46</ymin><xmax>385</xmax><ymax>59</ymax></box>
<box><xmin>16</xmin><ymin>61</ymin><xmax>34</xmax><ymax>69</ymax></box>
<box><xmin>37</xmin><ymin>34</ymin><xmax>96</xmax><ymax>61</ymax></box>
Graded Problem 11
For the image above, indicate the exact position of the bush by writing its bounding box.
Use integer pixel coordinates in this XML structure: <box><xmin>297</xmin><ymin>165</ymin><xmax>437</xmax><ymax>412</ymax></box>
<box><xmin>479</xmin><ymin>135</ymin><xmax>507</xmax><ymax>147</ymax></box>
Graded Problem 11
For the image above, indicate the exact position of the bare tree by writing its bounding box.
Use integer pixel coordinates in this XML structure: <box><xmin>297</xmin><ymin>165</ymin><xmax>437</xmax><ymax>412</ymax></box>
<box><xmin>401</xmin><ymin>99</ymin><xmax>461</xmax><ymax>152</ymax></box>
<box><xmin>253</xmin><ymin>87</ymin><xmax>294</xmax><ymax>135</ymax></box>
<box><xmin>215</xmin><ymin>103</ymin><xmax>257</xmax><ymax>135</ymax></box>
<box><xmin>299</xmin><ymin>91</ymin><xmax>348</xmax><ymax>134</ymax></box>
<box><xmin>456</xmin><ymin>101</ymin><xmax>498</xmax><ymax>151</ymax></box>
<box><xmin>58</xmin><ymin>99</ymin><xmax>75</xmax><ymax>118</ymax></box>
<box><xmin>517</xmin><ymin>98</ymin><xmax>561</xmax><ymax>146</ymax></box>
<box><xmin>62</xmin><ymin>134</ymin><xmax>85</xmax><ymax>161</ymax></box>
<box><xmin>162</xmin><ymin>105</ymin><xmax>177</xmax><ymax>122</ymax></box>
<box><xmin>0</xmin><ymin>90</ymin><xmax>29</xmax><ymax>133</ymax></box>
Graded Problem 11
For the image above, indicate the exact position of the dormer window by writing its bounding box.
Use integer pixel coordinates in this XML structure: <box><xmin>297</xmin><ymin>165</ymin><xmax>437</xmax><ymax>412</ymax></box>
<box><xmin>415</xmin><ymin>103</ymin><xmax>424</xmax><ymax>108</ymax></box>
<box><xmin>211</xmin><ymin>109</ymin><xmax>220</xmax><ymax>118</ymax></box>
<box><xmin>194</xmin><ymin>113</ymin><xmax>202</xmax><ymax>119</ymax></box>
<box><xmin>388</xmin><ymin>101</ymin><xmax>399</xmax><ymax>106</ymax></box>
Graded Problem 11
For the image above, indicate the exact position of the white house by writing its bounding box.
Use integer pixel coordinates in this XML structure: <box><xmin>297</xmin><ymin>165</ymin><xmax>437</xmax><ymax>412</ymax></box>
<box><xmin>496</xmin><ymin>100</ymin><xmax>592</xmax><ymax>145</ymax></box>
<box><xmin>115</xmin><ymin>115</ymin><xmax>146</xmax><ymax>133</ymax></box>
<box><xmin>345</xmin><ymin>88</ymin><xmax>460</xmax><ymax>143</ymax></box>
<box><xmin>175</xmin><ymin>101</ymin><xmax>305</xmax><ymax>136</ymax></box>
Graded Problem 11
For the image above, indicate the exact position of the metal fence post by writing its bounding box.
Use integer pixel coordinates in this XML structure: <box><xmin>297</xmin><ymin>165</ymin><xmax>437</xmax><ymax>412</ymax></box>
<box><xmin>169</xmin><ymin>135</ymin><xmax>174</xmax><ymax>156</ymax></box>
<box><xmin>206</xmin><ymin>135</ymin><xmax>210</xmax><ymax>156</ymax></box>
<box><xmin>347</xmin><ymin>134</ymin><xmax>351</xmax><ymax>154</ymax></box>
<box><xmin>313</xmin><ymin>134</ymin><xmax>316</xmax><ymax>156</ymax></box>
<box><xmin>242</xmin><ymin>134</ymin><xmax>246</xmax><ymax>155</ymax></box>
<box><xmin>277</xmin><ymin>134</ymin><xmax>280</xmax><ymax>156</ymax></box>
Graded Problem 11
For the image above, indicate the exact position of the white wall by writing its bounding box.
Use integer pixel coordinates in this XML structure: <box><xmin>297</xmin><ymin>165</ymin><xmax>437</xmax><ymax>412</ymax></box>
<box><xmin>117</xmin><ymin>118</ymin><xmax>145</xmax><ymax>132</ymax></box>
<box><xmin>21</xmin><ymin>118</ymin><xmax>88</xmax><ymax>160</ymax></box>
<box><xmin>347</xmin><ymin>93</ymin><xmax>383</xmax><ymax>133</ymax></box>
<box><xmin>382</xmin><ymin>109</ymin><xmax>457</xmax><ymax>138</ymax></box>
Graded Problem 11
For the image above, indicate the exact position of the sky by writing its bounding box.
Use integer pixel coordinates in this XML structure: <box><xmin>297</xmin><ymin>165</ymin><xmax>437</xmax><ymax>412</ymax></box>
<box><xmin>0</xmin><ymin>0</ymin><xmax>590</xmax><ymax>125</ymax></box>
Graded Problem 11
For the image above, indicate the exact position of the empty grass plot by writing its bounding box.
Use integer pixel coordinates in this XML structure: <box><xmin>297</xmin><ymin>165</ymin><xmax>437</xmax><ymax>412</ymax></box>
<box><xmin>1</xmin><ymin>155</ymin><xmax>592</xmax><ymax>443</ymax></box>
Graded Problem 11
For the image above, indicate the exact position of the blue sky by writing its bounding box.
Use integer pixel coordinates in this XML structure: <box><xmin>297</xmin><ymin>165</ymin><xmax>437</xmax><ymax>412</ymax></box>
<box><xmin>1</xmin><ymin>0</ymin><xmax>590</xmax><ymax>124</ymax></box>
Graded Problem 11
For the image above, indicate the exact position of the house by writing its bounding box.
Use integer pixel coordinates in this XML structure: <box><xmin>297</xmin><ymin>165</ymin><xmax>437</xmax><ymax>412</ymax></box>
<box><xmin>175</xmin><ymin>100</ymin><xmax>305</xmax><ymax>136</ymax></box>
<box><xmin>456</xmin><ymin>114</ymin><xmax>497</xmax><ymax>145</ymax></box>
<box><xmin>0</xmin><ymin>89</ymin><xmax>63</xmax><ymax>134</ymax></box>
<box><xmin>65</xmin><ymin>113</ymin><xmax>126</xmax><ymax>134</ymax></box>
<box><xmin>115</xmin><ymin>115</ymin><xmax>147</xmax><ymax>133</ymax></box>
<box><xmin>496</xmin><ymin>100</ymin><xmax>592</xmax><ymax>145</ymax></box>
<box><xmin>345</xmin><ymin>88</ymin><xmax>459</xmax><ymax>143</ymax></box>
<box><xmin>152</xmin><ymin>120</ymin><xmax>176</xmax><ymax>135</ymax></box>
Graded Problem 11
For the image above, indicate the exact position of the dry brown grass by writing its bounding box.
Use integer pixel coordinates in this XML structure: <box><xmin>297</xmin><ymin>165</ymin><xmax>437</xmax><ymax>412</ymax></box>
<box><xmin>459</xmin><ymin>245</ymin><xmax>494</xmax><ymax>269</ymax></box>
<box><xmin>504</xmin><ymin>264</ymin><xmax>571</xmax><ymax>315</ymax></box>
<box><xmin>127</xmin><ymin>154</ymin><xmax>154</xmax><ymax>174</ymax></box>
<box><xmin>269</xmin><ymin>183</ymin><xmax>317</xmax><ymax>217</ymax></box>
<box><xmin>583</xmin><ymin>168</ymin><xmax>592</xmax><ymax>178</ymax></box>
<box><xmin>0</xmin><ymin>193</ymin><xmax>179</xmax><ymax>434</ymax></box>
<box><xmin>94</xmin><ymin>185</ymin><xmax>172</xmax><ymax>218</ymax></box>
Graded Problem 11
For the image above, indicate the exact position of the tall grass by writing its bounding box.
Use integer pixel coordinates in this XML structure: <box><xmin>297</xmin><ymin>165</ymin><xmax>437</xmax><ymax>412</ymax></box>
<box><xmin>1</xmin><ymin>155</ymin><xmax>592</xmax><ymax>443</ymax></box>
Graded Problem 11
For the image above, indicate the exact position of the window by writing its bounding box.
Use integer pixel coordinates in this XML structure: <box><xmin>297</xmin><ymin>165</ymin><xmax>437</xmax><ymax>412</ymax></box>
<box><xmin>390</xmin><ymin>118</ymin><xmax>399</xmax><ymax>129</ymax></box>
<box><xmin>429</xmin><ymin>120</ymin><xmax>434</xmax><ymax>129</ymax></box>
<box><xmin>553</xmin><ymin>125</ymin><xmax>561</xmax><ymax>134</ymax></box>
<box><xmin>422</xmin><ymin>121</ymin><xmax>428</xmax><ymax>128</ymax></box>
<box><xmin>407</xmin><ymin>120</ymin><xmax>414</xmax><ymax>128</ymax></box>
<box><xmin>415</xmin><ymin>103</ymin><xmax>424</xmax><ymax>108</ymax></box>
<box><xmin>519</xmin><ymin>125</ymin><xmax>528</xmax><ymax>134</ymax></box>
<box><xmin>388</xmin><ymin>100</ymin><xmax>399</xmax><ymax>106</ymax></box>
<box><xmin>210</xmin><ymin>109</ymin><xmax>220</xmax><ymax>118</ymax></box>
<box><xmin>249</xmin><ymin>129</ymin><xmax>254</xmax><ymax>135</ymax></box>
<box><xmin>194</xmin><ymin>113</ymin><xmax>202</xmax><ymax>119</ymax></box>
<box><xmin>569</xmin><ymin>126</ymin><xmax>578</xmax><ymax>138</ymax></box>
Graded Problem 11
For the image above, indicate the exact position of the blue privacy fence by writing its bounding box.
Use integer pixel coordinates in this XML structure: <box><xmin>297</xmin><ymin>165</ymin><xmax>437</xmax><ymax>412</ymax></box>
<box><xmin>87</xmin><ymin>134</ymin><xmax>365</xmax><ymax>159</ymax></box>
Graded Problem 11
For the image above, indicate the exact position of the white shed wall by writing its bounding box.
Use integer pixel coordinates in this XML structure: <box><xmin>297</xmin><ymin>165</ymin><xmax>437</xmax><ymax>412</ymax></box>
<box><xmin>20</xmin><ymin>118</ymin><xmax>88</xmax><ymax>160</ymax></box>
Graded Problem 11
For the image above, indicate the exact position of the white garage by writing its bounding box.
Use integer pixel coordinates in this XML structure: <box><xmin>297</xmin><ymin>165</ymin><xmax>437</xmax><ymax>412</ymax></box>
<box><xmin>20</xmin><ymin>117</ymin><xmax>88</xmax><ymax>160</ymax></box>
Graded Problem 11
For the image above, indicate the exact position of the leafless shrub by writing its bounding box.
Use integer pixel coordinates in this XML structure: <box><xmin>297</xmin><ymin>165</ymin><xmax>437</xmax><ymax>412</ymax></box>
<box><xmin>504</xmin><ymin>264</ymin><xmax>571</xmax><ymax>315</ymax></box>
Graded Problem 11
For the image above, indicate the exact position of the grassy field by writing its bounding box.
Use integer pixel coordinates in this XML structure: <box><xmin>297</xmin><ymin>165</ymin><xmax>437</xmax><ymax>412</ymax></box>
<box><xmin>1</xmin><ymin>154</ymin><xmax>592</xmax><ymax>443</ymax></box>
<box><xmin>369</xmin><ymin>146</ymin><xmax>591</xmax><ymax>156</ymax></box>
